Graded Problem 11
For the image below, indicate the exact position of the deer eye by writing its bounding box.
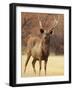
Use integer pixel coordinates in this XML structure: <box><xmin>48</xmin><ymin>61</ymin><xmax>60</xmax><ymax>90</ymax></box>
<box><xmin>40</xmin><ymin>28</ymin><xmax>44</xmax><ymax>34</ymax></box>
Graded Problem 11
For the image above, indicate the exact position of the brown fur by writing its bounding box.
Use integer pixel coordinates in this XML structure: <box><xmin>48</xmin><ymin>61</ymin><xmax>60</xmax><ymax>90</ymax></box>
<box><xmin>24</xmin><ymin>29</ymin><xmax>52</xmax><ymax>75</ymax></box>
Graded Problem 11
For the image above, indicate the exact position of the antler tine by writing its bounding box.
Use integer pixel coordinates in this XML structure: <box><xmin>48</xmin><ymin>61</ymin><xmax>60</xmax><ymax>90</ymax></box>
<box><xmin>49</xmin><ymin>15</ymin><xmax>58</xmax><ymax>31</ymax></box>
<box><xmin>38</xmin><ymin>15</ymin><xmax>43</xmax><ymax>28</ymax></box>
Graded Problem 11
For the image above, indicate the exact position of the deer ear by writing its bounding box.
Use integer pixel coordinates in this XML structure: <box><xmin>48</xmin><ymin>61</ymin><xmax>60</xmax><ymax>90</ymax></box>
<box><xmin>50</xmin><ymin>30</ymin><xmax>53</xmax><ymax>34</ymax></box>
<box><xmin>40</xmin><ymin>28</ymin><xmax>44</xmax><ymax>34</ymax></box>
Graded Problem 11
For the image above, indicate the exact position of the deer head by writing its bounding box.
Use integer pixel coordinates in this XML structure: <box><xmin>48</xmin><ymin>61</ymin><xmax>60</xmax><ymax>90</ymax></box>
<box><xmin>38</xmin><ymin>15</ymin><xmax>58</xmax><ymax>41</ymax></box>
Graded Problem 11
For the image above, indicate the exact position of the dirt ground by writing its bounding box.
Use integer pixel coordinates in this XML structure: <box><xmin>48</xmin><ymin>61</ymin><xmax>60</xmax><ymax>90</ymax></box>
<box><xmin>21</xmin><ymin>55</ymin><xmax>64</xmax><ymax>77</ymax></box>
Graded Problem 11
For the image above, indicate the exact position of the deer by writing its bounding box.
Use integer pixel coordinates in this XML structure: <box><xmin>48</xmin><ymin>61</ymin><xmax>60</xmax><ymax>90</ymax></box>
<box><xmin>24</xmin><ymin>15</ymin><xmax>58</xmax><ymax>75</ymax></box>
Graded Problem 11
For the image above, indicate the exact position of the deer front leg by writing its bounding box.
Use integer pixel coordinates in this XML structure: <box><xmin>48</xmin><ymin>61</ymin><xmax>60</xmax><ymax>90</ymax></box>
<box><xmin>32</xmin><ymin>59</ymin><xmax>36</xmax><ymax>75</ymax></box>
<box><xmin>24</xmin><ymin>53</ymin><xmax>31</xmax><ymax>73</ymax></box>
<box><xmin>44</xmin><ymin>60</ymin><xmax>47</xmax><ymax>76</ymax></box>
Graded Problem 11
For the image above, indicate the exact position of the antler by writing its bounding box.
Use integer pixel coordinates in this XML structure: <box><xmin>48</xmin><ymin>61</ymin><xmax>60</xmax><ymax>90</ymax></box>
<box><xmin>38</xmin><ymin>15</ymin><xmax>58</xmax><ymax>31</ymax></box>
<box><xmin>49</xmin><ymin>16</ymin><xmax>58</xmax><ymax>31</ymax></box>
<box><xmin>38</xmin><ymin>15</ymin><xmax>43</xmax><ymax>28</ymax></box>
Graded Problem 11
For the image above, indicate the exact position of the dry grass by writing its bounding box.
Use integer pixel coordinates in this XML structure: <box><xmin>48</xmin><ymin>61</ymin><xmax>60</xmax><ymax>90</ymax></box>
<box><xmin>21</xmin><ymin>55</ymin><xmax>64</xmax><ymax>77</ymax></box>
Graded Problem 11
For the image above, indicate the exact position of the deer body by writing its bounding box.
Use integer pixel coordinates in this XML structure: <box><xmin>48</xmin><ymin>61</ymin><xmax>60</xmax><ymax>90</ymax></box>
<box><xmin>27</xmin><ymin>36</ymin><xmax>50</xmax><ymax>60</ymax></box>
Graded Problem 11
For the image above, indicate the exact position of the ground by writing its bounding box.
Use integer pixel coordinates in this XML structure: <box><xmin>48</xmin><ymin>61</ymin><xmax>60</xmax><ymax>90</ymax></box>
<box><xmin>21</xmin><ymin>55</ymin><xmax>64</xmax><ymax>77</ymax></box>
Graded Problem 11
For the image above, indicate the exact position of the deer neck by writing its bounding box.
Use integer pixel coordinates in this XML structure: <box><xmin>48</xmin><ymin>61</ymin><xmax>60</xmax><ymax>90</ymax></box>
<box><xmin>42</xmin><ymin>38</ymin><xmax>50</xmax><ymax>45</ymax></box>
<box><xmin>41</xmin><ymin>38</ymin><xmax>50</xmax><ymax>58</ymax></box>
<box><xmin>41</xmin><ymin>38</ymin><xmax>50</xmax><ymax>50</ymax></box>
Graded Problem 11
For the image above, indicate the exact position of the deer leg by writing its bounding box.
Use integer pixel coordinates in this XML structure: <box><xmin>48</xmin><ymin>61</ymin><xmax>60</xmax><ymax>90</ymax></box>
<box><xmin>24</xmin><ymin>54</ymin><xmax>31</xmax><ymax>73</ymax></box>
<box><xmin>32</xmin><ymin>59</ymin><xmax>36</xmax><ymax>75</ymax></box>
<box><xmin>44</xmin><ymin>60</ymin><xmax>47</xmax><ymax>76</ymax></box>
<box><xmin>39</xmin><ymin>60</ymin><xmax>41</xmax><ymax>76</ymax></box>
